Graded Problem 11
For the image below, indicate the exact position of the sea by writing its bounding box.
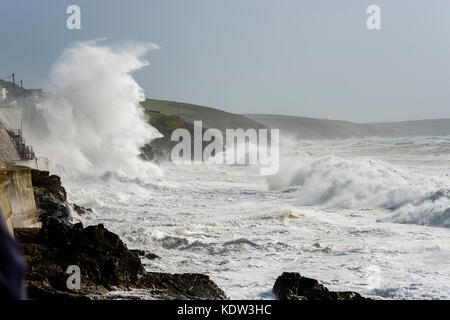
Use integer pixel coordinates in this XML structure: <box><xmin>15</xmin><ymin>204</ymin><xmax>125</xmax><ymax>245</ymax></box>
<box><xmin>63</xmin><ymin>135</ymin><xmax>450</xmax><ymax>300</ymax></box>
<box><xmin>11</xmin><ymin>41</ymin><xmax>449</xmax><ymax>300</ymax></box>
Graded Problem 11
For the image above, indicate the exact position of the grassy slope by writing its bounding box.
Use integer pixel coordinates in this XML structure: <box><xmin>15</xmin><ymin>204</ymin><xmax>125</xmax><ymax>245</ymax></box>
<box><xmin>141</xmin><ymin>99</ymin><xmax>267</xmax><ymax>132</ymax></box>
<box><xmin>246</xmin><ymin>114</ymin><xmax>450</xmax><ymax>140</ymax></box>
<box><xmin>140</xmin><ymin>99</ymin><xmax>450</xmax><ymax>140</ymax></box>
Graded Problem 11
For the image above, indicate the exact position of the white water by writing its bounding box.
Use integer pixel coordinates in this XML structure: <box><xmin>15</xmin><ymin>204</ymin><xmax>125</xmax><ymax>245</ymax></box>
<box><xmin>25</xmin><ymin>42</ymin><xmax>450</xmax><ymax>300</ymax></box>
<box><xmin>62</xmin><ymin>137</ymin><xmax>450</xmax><ymax>300</ymax></box>
<box><xmin>23</xmin><ymin>41</ymin><xmax>162</xmax><ymax>179</ymax></box>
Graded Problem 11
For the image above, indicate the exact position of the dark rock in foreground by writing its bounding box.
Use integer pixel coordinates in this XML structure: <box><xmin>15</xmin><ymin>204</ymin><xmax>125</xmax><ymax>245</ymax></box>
<box><xmin>19</xmin><ymin>169</ymin><xmax>227</xmax><ymax>300</ymax></box>
<box><xmin>15</xmin><ymin>219</ymin><xmax>227</xmax><ymax>300</ymax></box>
<box><xmin>141</xmin><ymin>273</ymin><xmax>226</xmax><ymax>300</ymax></box>
<box><xmin>273</xmin><ymin>272</ymin><xmax>367</xmax><ymax>300</ymax></box>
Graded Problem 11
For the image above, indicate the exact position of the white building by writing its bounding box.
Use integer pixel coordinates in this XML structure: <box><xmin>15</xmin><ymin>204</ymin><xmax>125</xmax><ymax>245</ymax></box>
<box><xmin>0</xmin><ymin>87</ymin><xmax>7</xmax><ymax>101</ymax></box>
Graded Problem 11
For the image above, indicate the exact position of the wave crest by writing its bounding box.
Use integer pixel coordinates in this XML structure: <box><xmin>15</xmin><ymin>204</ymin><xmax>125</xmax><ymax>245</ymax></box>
<box><xmin>268</xmin><ymin>155</ymin><xmax>450</xmax><ymax>227</ymax></box>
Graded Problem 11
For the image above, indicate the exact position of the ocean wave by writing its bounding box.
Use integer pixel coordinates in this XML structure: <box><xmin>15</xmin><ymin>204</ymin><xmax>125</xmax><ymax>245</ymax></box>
<box><xmin>24</xmin><ymin>41</ymin><xmax>162</xmax><ymax>180</ymax></box>
<box><xmin>268</xmin><ymin>155</ymin><xmax>450</xmax><ymax>228</ymax></box>
<box><xmin>223</xmin><ymin>238</ymin><xmax>260</xmax><ymax>248</ymax></box>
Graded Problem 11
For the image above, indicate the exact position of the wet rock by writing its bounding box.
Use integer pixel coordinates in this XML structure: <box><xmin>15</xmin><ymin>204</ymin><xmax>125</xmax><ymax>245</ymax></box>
<box><xmin>31</xmin><ymin>170</ymin><xmax>72</xmax><ymax>226</ymax></box>
<box><xmin>35</xmin><ymin>195</ymin><xmax>72</xmax><ymax>226</ymax></box>
<box><xmin>273</xmin><ymin>272</ymin><xmax>366</xmax><ymax>300</ymax></box>
<box><xmin>25</xmin><ymin>280</ymin><xmax>90</xmax><ymax>300</ymax></box>
<box><xmin>140</xmin><ymin>114</ymin><xmax>185</xmax><ymax>162</ymax></box>
<box><xmin>21</xmin><ymin>169</ymin><xmax>227</xmax><ymax>300</ymax></box>
<box><xmin>15</xmin><ymin>220</ymin><xmax>143</xmax><ymax>297</ymax></box>
<box><xmin>31</xmin><ymin>170</ymin><xmax>91</xmax><ymax>225</ymax></box>
<box><xmin>141</xmin><ymin>273</ymin><xmax>227</xmax><ymax>300</ymax></box>
<box><xmin>130</xmin><ymin>249</ymin><xmax>160</xmax><ymax>260</ymax></box>
<box><xmin>31</xmin><ymin>170</ymin><xmax>66</xmax><ymax>202</ymax></box>
<box><xmin>71</xmin><ymin>203</ymin><xmax>92</xmax><ymax>216</ymax></box>
<box><xmin>140</xmin><ymin>112</ymin><xmax>208</xmax><ymax>162</ymax></box>
<box><xmin>15</xmin><ymin>219</ymin><xmax>227</xmax><ymax>300</ymax></box>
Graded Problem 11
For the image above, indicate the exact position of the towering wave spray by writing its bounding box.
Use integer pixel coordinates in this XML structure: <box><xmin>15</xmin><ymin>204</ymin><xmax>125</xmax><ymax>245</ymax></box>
<box><xmin>25</xmin><ymin>41</ymin><xmax>162</xmax><ymax>179</ymax></box>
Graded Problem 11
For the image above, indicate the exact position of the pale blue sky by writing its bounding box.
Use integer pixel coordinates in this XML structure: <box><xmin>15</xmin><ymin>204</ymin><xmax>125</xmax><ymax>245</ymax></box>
<box><xmin>1</xmin><ymin>0</ymin><xmax>449</xmax><ymax>122</ymax></box>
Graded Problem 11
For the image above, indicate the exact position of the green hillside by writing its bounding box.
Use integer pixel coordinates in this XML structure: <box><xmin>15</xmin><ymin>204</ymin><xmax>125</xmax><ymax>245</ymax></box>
<box><xmin>141</xmin><ymin>99</ymin><xmax>267</xmax><ymax>132</ymax></box>
<box><xmin>246</xmin><ymin>114</ymin><xmax>450</xmax><ymax>140</ymax></box>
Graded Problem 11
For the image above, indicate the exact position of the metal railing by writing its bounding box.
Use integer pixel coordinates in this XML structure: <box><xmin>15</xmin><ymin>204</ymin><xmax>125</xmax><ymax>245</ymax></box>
<box><xmin>4</xmin><ymin>126</ymin><xmax>35</xmax><ymax>161</ymax></box>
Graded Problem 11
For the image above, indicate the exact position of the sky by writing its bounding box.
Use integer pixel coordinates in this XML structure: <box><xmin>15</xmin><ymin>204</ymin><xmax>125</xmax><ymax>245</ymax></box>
<box><xmin>0</xmin><ymin>0</ymin><xmax>449</xmax><ymax>123</ymax></box>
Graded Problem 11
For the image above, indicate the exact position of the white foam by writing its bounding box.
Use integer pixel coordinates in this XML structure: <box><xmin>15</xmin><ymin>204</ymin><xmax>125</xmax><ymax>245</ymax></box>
<box><xmin>65</xmin><ymin>157</ymin><xmax>450</xmax><ymax>300</ymax></box>
<box><xmin>267</xmin><ymin>152</ymin><xmax>450</xmax><ymax>227</ymax></box>
<box><xmin>23</xmin><ymin>41</ymin><xmax>162</xmax><ymax>180</ymax></box>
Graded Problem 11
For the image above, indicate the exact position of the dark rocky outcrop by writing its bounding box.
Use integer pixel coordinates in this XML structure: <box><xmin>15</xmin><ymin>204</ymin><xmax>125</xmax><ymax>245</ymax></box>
<box><xmin>140</xmin><ymin>112</ymin><xmax>183</xmax><ymax>161</ymax></box>
<box><xmin>130</xmin><ymin>249</ymin><xmax>160</xmax><ymax>260</ymax></box>
<box><xmin>31</xmin><ymin>169</ymin><xmax>71</xmax><ymax>226</ymax></box>
<box><xmin>31</xmin><ymin>169</ymin><xmax>67</xmax><ymax>203</ymax></box>
<box><xmin>17</xmin><ymin>169</ymin><xmax>227</xmax><ymax>300</ymax></box>
<box><xmin>31</xmin><ymin>169</ymin><xmax>90</xmax><ymax>226</ymax></box>
<box><xmin>15</xmin><ymin>220</ymin><xmax>143</xmax><ymax>298</ymax></box>
<box><xmin>71</xmin><ymin>203</ymin><xmax>92</xmax><ymax>216</ymax></box>
<box><xmin>141</xmin><ymin>273</ymin><xmax>226</xmax><ymax>300</ymax></box>
<box><xmin>15</xmin><ymin>219</ymin><xmax>227</xmax><ymax>300</ymax></box>
<box><xmin>273</xmin><ymin>272</ymin><xmax>367</xmax><ymax>300</ymax></box>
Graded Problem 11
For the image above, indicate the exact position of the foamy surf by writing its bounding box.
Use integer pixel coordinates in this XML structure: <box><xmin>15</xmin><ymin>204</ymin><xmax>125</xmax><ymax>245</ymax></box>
<box><xmin>66</xmin><ymin>140</ymin><xmax>450</xmax><ymax>299</ymax></box>
<box><xmin>268</xmin><ymin>144</ymin><xmax>450</xmax><ymax>228</ymax></box>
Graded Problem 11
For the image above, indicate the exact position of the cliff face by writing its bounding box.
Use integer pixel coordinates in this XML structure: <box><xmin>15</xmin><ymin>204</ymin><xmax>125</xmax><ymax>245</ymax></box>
<box><xmin>140</xmin><ymin>99</ymin><xmax>268</xmax><ymax>162</ymax></box>
<box><xmin>141</xmin><ymin>111</ymin><xmax>206</xmax><ymax>161</ymax></box>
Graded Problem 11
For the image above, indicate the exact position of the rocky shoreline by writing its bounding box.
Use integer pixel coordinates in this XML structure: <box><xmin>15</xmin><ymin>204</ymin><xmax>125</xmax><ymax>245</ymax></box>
<box><xmin>15</xmin><ymin>220</ymin><xmax>226</xmax><ymax>300</ymax></box>
<box><xmin>15</xmin><ymin>169</ymin><xmax>367</xmax><ymax>300</ymax></box>
<box><xmin>16</xmin><ymin>169</ymin><xmax>226</xmax><ymax>300</ymax></box>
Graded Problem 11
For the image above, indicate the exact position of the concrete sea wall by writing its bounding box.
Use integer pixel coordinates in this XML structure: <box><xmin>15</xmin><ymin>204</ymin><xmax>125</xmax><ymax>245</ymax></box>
<box><xmin>0</xmin><ymin>173</ymin><xmax>14</xmax><ymax>234</ymax></box>
<box><xmin>0</xmin><ymin>165</ymin><xmax>40</xmax><ymax>234</ymax></box>
<box><xmin>4</xmin><ymin>166</ymin><xmax>38</xmax><ymax>228</ymax></box>
<box><xmin>0</xmin><ymin>108</ymin><xmax>41</xmax><ymax>234</ymax></box>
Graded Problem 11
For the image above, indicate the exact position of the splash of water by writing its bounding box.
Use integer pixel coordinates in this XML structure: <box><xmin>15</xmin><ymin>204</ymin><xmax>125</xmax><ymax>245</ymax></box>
<box><xmin>268</xmin><ymin>154</ymin><xmax>450</xmax><ymax>227</ymax></box>
<box><xmin>24</xmin><ymin>41</ymin><xmax>162</xmax><ymax>179</ymax></box>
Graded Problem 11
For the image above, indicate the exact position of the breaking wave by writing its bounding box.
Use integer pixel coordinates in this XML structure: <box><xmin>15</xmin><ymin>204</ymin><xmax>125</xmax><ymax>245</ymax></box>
<box><xmin>24</xmin><ymin>40</ymin><xmax>162</xmax><ymax>179</ymax></box>
<box><xmin>268</xmin><ymin>155</ymin><xmax>450</xmax><ymax>227</ymax></box>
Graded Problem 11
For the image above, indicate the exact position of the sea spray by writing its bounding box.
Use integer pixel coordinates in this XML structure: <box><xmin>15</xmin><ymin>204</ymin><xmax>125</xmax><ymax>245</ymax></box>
<box><xmin>267</xmin><ymin>154</ymin><xmax>450</xmax><ymax>227</ymax></box>
<box><xmin>23</xmin><ymin>41</ymin><xmax>162</xmax><ymax>179</ymax></box>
